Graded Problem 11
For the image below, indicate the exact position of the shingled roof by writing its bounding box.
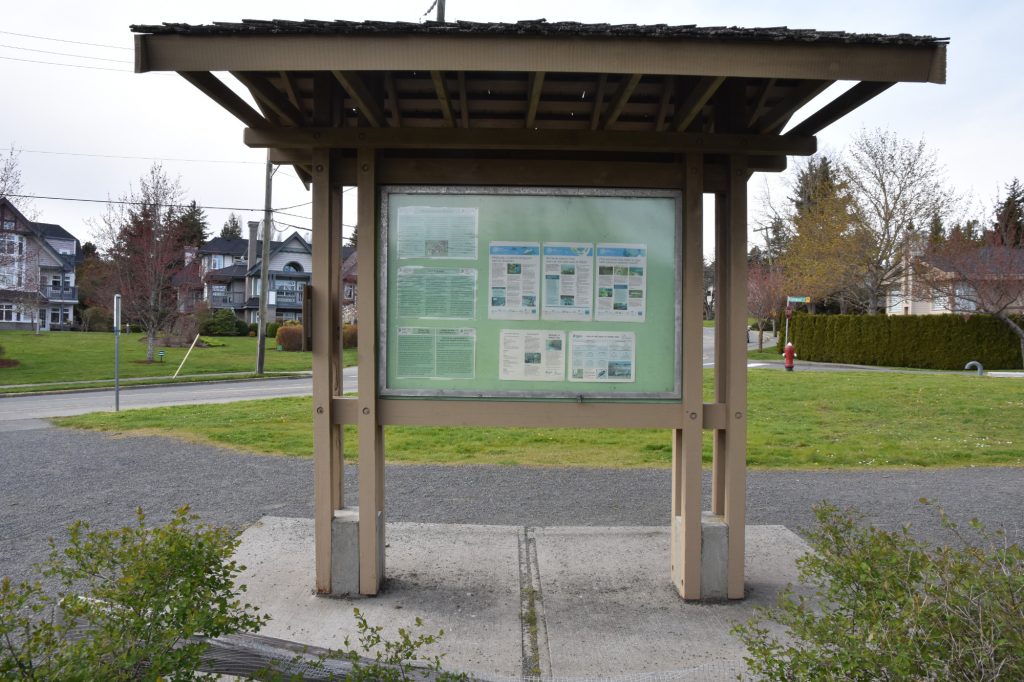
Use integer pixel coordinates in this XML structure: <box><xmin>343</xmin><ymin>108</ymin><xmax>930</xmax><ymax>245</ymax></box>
<box><xmin>131</xmin><ymin>19</ymin><xmax>946</xmax><ymax>47</ymax></box>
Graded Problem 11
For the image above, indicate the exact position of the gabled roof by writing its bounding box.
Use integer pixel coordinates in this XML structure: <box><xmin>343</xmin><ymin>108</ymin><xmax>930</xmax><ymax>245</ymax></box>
<box><xmin>0</xmin><ymin>197</ymin><xmax>82</xmax><ymax>268</ymax></box>
<box><xmin>244</xmin><ymin>232</ymin><xmax>311</xmax><ymax>276</ymax></box>
<box><xmin>198</xmin><ymin>236</ymin><xmax>253</xmax><ymax>257</ymax></box>
<box><xmin>206</xmin><ymin>263</ymin><xmax>249</xmax><ymax>280</ymax></box>
<box><xmin>926</xmin><ymin>246</ymin><xmax>1024</xmax><ymax>278</ymax></box>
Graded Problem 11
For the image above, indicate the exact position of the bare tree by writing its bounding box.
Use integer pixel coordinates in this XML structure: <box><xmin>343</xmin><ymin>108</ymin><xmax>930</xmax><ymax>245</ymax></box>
<box><xmin>0</xmin><ymin>146</ymin><xmax>36</xmax><ymax>220</ymax></box>
<box><xmin>844</xmin><ymin>128</ymin><xmax>953</xmax><ymax>313</ymax></box>
<box><xmin>97</xmin><ymin>165</ymin><xmax>190</xmax><ymax>362</ymax></box>
<box><xmin>747</xmin><ymin>262</ymin><xmax>787</xmax><ymax>350</ymax></box>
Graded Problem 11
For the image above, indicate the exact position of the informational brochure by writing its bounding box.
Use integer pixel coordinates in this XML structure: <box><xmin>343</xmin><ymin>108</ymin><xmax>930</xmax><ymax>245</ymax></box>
<box><xmin>568</xmin><ymin>331</ymin><xmax>636</xmax><ymax>383</ymax></box>
<box><xmin>488</xmin><ymin>242</ymin><xmax>540</xmax><ymax>320</ymax></box>
<box><xmin>396</xmin><ymin>266</ymin><xmax>476</xmax><ymax>319</ymax></box>
<box><xmin>595</xmin><ymin>243</ymin><xmax>647</xmax><ymax>322</ymax></box>
<box><xmin>396</xmin><ymin>327</ymin><xmax>475</xmax><ymax>379</ymax></box>
<box><xmin>498</xmin><ymin>330</ymin><xmax>566</xmax><ymax>381</ymax></box>
<box><xmin>397</xmin><ymin>206</ymin><xmax>478</xmax><ymax>259</ymax></box>
<box><xmin>541</xmin><ymin>242</ymin><xmax>594</xmax><ymax>320</ymax></box>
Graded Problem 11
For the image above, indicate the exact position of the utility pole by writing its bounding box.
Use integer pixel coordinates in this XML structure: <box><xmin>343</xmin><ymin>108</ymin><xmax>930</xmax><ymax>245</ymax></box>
<box><xmin>437</xmin><ymin>0</ymin><xmax>445</xmax><ymax>21</ymax></box>
<box><xmin>256</xmin><ymin>152</ymin><xmax>274</xmax><ymax>375</ymax></box>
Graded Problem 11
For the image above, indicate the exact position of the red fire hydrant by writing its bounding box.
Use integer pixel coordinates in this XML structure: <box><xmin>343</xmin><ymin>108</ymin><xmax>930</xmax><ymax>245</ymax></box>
<box><xmin>783</xmin><ymin>342</ymin><xmax>796</xmax><ymax>371</ymax></box>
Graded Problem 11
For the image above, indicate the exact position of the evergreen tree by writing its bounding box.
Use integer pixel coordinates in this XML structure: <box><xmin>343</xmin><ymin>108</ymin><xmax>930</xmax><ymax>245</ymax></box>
<box><xmin>220</xmin><ymin>212</ymin><xmax>243</xmax><ymax>240</ymax></box>
<box><xmin>177</xmin><ymin>200</ymin><xmax>209</xmax><ymax>247</ymax></box>
<box><xmin>346</xmin><ymin>224</ymin><xmax>358</xmax><ymax>248</ymax></box>
<box><xmin>993</xmin><ymin>178</ymin><xmax>1024</xmax><ymax>247</ymax></box>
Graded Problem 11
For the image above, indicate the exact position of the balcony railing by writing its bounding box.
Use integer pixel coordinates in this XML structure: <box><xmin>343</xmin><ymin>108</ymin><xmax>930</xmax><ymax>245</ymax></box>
<box><xmin>210</xmin><ymin>292</ymin><xmax>246</xmax><ymax>308</ymax></box>
<box><xmin>273</xmin><ymin>288</ymin><xmax>302</xmax><ymax>306</ymax></box>
<box><xmin>41</xmin><ymin>285</ymin><xmax>78</xmax><ymax>301</ymax></box>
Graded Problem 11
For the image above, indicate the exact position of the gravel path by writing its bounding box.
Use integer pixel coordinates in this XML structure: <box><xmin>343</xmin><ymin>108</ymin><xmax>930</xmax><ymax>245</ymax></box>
<box><xmin>3</xmin><ymin>423</ymin><xmax>1022</xmax><ymax>587</ymax></box>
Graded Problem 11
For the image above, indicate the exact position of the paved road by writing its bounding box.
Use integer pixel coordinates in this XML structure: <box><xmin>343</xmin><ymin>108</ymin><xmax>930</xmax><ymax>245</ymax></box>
<box><xmin>2</xmin><ymin>421</ymin><xmax>1021</xmax><ymax>589</ymax></box>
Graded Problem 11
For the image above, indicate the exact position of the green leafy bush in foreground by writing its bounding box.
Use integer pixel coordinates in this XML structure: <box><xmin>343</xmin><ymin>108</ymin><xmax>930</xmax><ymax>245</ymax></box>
<box><xmin>0</xmin><ymin>506</ymin><xmax>267</xmax><ymax>680</ymax></box>
<box><xmin>734</xmin><ymin>501</ymin><xmax>1024</xmax><ymax>681</ymax></box>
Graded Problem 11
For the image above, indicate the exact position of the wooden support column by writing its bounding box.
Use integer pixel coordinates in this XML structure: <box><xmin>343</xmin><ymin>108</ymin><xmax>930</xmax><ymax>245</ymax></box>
<box><xmin>357</xmin><ymin>147</ymin><xmax>383</xmax><ymax>595</ymax></box>
<box><xmin>716</xmin><ymin>155</ymin><xmax>748</xmax><ymax>599</ymax></box>
<box><xmin>672</xmin><ymin>152</ymin><xmax>705</xmax><ymax>599</ymax></box>
<box><xmin>330</xmin><ymin>167</ymin><xmax>345</xmax><ymax>511</ymax></box>
<box><xmin>311</xmin><ymin>147</ymin><xmax>340</xmax><ymax>594</ymax></box>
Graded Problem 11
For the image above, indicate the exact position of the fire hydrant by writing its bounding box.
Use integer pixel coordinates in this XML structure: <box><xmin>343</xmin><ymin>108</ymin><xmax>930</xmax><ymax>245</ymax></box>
<box><xmin>783</xmin><ymin>342</ymin><xmax>796</xmax><ymax>371</ymax></box>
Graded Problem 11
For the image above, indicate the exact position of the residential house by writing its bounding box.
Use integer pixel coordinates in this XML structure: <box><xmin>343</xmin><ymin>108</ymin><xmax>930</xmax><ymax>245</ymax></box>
<box><xmin>888</xmin><ymin>237</ymin><xmax>1024</xmax><ymax>315</ymax></box>
<box><xmin>0</xmin><ymin>198</ymin><xmax>82</xmax><ymax>331</ymax></box>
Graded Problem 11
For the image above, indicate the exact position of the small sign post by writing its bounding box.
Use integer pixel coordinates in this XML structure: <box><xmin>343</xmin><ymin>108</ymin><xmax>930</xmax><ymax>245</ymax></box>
<box><xmin>113</xmin><ymin>294</ymin><xmax>121</xmax><ymax>412</ymax></box>
<box><xmin>784</xmin><ymin>296</ymin><xmax>809</xmax><ymax>347</ymax></box>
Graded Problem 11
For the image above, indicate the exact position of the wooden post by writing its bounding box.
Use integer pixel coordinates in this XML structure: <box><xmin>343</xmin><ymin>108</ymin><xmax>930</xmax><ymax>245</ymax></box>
<box><xmin>723</xmin><ymin>155</ymin><xmax>748</xmax><ymax>599</ymax></box>
<box><xmin>711</xmin><ymin>192</ymin><xmax>727</xmax><ymax>517</ymax></box>
<box><xmin>330</xmin><ymin>170</ymin><xmax>344</xmax><ymax>511</ymax></box>
<box><xmin>311</xmin><ymin>147</ymin><xmax>339</xmax><ymax>593</ymax></box>
<box><xmin>671</xmin><ymin>152</ymin><xmax>705</xmax><ymax>599</ymax></box>
<box><xmin>357</xmin><ymin>147</ymin><xmax>383</xmax><ymax>595</ymax></box>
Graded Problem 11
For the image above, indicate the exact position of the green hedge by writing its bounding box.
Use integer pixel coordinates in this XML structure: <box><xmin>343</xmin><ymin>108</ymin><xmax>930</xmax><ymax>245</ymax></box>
<box><xmin>777</xmin><ymin>314</ymin><xmax>1023</xmax><ymax>370</ymax></box>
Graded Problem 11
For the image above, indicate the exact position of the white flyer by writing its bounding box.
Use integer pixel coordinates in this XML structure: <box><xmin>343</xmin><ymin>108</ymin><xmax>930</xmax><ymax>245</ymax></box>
<box><xmin>499</xmin><ymin>330</ymin><xmax>566</xmax><ymax>381</ymax></box>
<box><xmin>397</xmin><ymin>206</ymin><xmax>478</xmax><ymax>259</ymax></box>
<box><xmin>541</xmin><ymin>242</ymin><xmax>594</xmax><ymax>320</ymax></box>
<box><xmin>395</xmin><ymin>327</ymin><xmax>475</xmax><ymax>379</ymax></box>
<box><xmin>396</xmin><ymin>266</ymin><xmax>477</xmax><ymax>319</ymax></box>
<box><xmin>568</xmin><ymin>331</ymin><xmax>636</xmax><ymax>383</ymax></box>
<box><xmin>488</xmin><ymin>242</ymin><xmax>540</xmax><ymax>320</ymax></box>
<box><xmin>595</xmin><ymin>243</ymin><xmax>647</xmax><ymax>322</ymax></box>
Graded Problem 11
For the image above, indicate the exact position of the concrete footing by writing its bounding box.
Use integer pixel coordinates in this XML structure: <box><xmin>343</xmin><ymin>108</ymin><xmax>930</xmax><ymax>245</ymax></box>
<box><xmin>330</xmin><ymin>507</ymin><xmax>385</xmax><ymax>596</ymax></box>
<box><xmin>671</xmin><ymin>512</ymin><xmax>731</xmax><ymax>600</ymax></box>
<box><xmin>234</xmin><ymin>517</ymin><xmax>810</xmax><ymax>679</ymax></box>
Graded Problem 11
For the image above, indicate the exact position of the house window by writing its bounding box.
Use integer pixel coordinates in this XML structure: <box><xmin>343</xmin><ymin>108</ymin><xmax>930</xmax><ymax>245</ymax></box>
<box><xmin>283</xmin><ymin>262</ymin><xmax>303</xmax><ymax>273</ymax></box>
<box><xmin>50</xmin><ymin>308</ymin><xmax>61</xmax><ymax>324</ymax></box>
<box><xmin>211</xmin><ymin>255</ymin><xmax>224</xmax><ymax>269</ymax></box>
<box><xmin>954</xmin><ymin>283</ymin><xmax>977</xmax><ymax>312</ymax></box>
<box><xmin>0</xmin><ymin>303</ymin><xmax>13</xmax><ymax>321</ymax></box>
<box><xmin>931</xmin><ymin>293</ymin><xmax>948</xmax><ymax>312</ymax></box>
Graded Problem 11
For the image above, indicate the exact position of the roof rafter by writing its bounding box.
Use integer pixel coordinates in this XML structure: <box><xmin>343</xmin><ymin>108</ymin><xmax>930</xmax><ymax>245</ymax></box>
<box><xmin>233</xmin><ymin>72</ymin><xmax>306</xmax><ymax>127</ymax></box>
<box><xmin>178</xmin><ymin>71</ymin><xmax>269</xmax><ymax>129</ymax></box>
<box><xmin>331</xmin><ymin>71</ymin><xmax>387</xmax><ymax>128</ymax></box>
<box><xmin>430</xmin><ymin>71</ymin><xmax>455</xmax><ymax>127</ymax></box>
<box><xmin>384</xmin><ymin>72</ymin><xmax>402</xmax><ymax>127</ymax></box>
<box><xmin>751</xmin><ymin>79</ymin><xmax>831</xmax><ymax>134</ymax></box>
<box><xmin>672</xmin><ymin>76</ymin><xmax>725</xmax><ymax>132</ymax></box>
<box><xmin>601</xmin><ymin>74</ymin><xmax>642</xmax><ymax>130</ymax></box>
<box><xmin>786</xmin><ymin>81</ymin><xmax>894</xmax><ymax>137</ymax></box>
<box><xmin>525</xmin><ymin>71</ymin><xmax>545</xmax><ymax>129</ymax></box>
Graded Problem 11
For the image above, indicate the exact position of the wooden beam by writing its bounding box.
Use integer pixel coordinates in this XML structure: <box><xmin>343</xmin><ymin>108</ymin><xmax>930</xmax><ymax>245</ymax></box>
<box><xmin>139</xmin><ymin>34</ymin><xmax>948</xmax><ymax>85</ymax></box>
<box><xmin>280</xmin><ymin>71</ymin><xmax>302</xmax><ymax>110</ymax></box>
<box><xmin>672</xmin><ymin>76</ymin><xmax>725</xmax><ymax>132</ymax></box>
<box><xmin>525</xmin><ymin>71</ymin><xmax>545</xmax><ymax>129</ymax></box>
<box><xmin>600</xmin><ymin>73</ymin><xmax>642</xmax><ymax>129</ymax></box>
<box><xmin>244</xmin><ymin>126</ymin><xmax>816</xmax><ymax>156</ymax></box>
<box><xmin>751</xmin><ymin>79</ymin><xmax>831</xmax><ymax>134</ymax></box>
<box><xmin>588</xmin><ymin>74</ymin><xmax>608</xmax><ymax>131</ymax></box>
<box><xmin>457</xmin><ymin>71</ymin><xmax>470</xmax><ymax>128</ymax></box>
<box><xmin>430</xmin><ymin>71</ymin><xmax>455</xmax><ymax>127</ymax></box>
<box><xmin>332</xmin><ymin>71</ymin><xmax>386</xmax><ymax>128</ymax></box>
<box><xmin>384</xmin><ymin>72</ymin><xmax>402</xmax><ymax>127</ymax></box>
<box><xmin>654</xmin><ymin>76</ymin><xmax>674</xmax><ymax>132</ymax></box>
<box><xmin>232</xmin><ymin>72</ymin><xmax>306</xmax><ymax>127</ymax></box>
<box><xmin>786</xmin><ymin>81</ymin><xmax>895</xmax><ymax>137</ymax></box>
<box><xmin>178</xmin><ymin>71</ymin><xmax>268</xmax><ymax>129</ymax></box>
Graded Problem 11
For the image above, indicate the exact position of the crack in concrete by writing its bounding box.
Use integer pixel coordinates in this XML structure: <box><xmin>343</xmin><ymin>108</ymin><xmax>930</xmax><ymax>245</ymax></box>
<box><xmin>517</xmin><ymin>526</ymin><xmax>550</xmax><ymax>677</ymax></box>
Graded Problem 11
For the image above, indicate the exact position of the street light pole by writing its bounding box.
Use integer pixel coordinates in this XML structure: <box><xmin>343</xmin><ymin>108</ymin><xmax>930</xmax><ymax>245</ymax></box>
<box><xmin>256</xmin><ymin>152</ymin><xmax>273</xmax><ymax>375</ymax></box>
<box><xmin>113</xmin><ymin>294</ymin><xmax>121</xmax><ymax>412</ymax></box>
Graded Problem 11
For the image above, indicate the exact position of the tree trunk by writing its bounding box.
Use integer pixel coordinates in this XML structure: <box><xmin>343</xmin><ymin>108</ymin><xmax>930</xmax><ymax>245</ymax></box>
<box><xmin>758</xmin><ymin>326</ymin><xmax>764</xmax><ymax>351</ymax></box>
<box><xmin>146</xmin><ymin>330</ymin><xmax>156</xmax><ymax>363</ymax></box>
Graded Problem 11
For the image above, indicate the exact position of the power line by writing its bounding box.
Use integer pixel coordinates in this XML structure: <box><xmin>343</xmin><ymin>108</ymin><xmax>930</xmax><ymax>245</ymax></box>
<box><xmin>0</xmin><ymin>43</ymin><xmax>133</xmax><ymax>63</ymax></box>
<box><xmin>0</xmin><ymin>29</ymin><xmax>132</xmax><ymax>51</ymax></box>
<box><xmin>14</xmin><ymin>148</ymin><xmax>265</xmax><ymax>165</ymax></box>
<box><xmin>0</xmin><ymin>55</ymin><xmax>132</xmax><ymax>73</ymax></box>
<box><xmin>5</xmin><ymin>193</ymin><xmax>312</xmax><ymax>218</ymax></box>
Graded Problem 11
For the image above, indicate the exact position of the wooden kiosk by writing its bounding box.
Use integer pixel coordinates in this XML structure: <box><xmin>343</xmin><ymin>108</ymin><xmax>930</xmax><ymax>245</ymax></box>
<box><xmin>133</xmin><ymin>20</ymin><xmax>946</xmax><ymax>600</ymax></box>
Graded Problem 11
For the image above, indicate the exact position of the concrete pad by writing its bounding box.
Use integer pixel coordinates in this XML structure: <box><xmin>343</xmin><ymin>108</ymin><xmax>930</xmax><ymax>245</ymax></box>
<box><xmin>532</xmin><ymin>525</ymin><xmax>809</xmax><ymax>677</ymax></box>
<box><xmin>233</xmin><ymin>517</ymin><xmax>523</xmax><ymax>678</ymax></box>
<box><xmin>234</xmin><ymin>518</ymin><xmax>809</xmax><ymax>680</ymax></box>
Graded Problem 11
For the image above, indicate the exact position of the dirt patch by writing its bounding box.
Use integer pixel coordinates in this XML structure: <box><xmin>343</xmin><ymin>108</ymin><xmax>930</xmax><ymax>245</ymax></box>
<box><xmin>0</xmin><ymin>359</ymin><xmax>20</xmax><ymax>368</ymax></box>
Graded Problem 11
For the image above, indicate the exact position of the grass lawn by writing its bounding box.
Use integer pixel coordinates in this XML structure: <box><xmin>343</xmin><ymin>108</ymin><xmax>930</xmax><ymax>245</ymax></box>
<box><xmin>0</xmin><ymin>330</ymin><xmax>357</xmax><ymax>387</ymax></box>
<box><xmin>55</xmin><ymin>369</ymin><xmax>1024</xmax><ymax>470</ymax></box>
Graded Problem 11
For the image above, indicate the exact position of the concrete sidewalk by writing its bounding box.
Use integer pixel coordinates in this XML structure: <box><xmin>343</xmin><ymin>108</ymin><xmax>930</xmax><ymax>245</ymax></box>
<box><xmin>234</xmin><ymin>518</ymin><xmax>810</xmax><ymax>680</ymax></box>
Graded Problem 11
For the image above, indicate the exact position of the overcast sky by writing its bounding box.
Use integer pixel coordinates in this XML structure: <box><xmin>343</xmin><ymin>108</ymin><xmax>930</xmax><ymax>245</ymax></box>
<box><xmin>2</xmin><ymin>0</ymin><xmax>1021</xmax><ymax>255</ymax></box>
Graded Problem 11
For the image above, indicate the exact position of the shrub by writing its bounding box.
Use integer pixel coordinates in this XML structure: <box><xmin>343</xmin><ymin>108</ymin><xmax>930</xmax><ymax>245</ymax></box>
<box><xmin>248</xmin><ymin>322</ymin><xmax>258</xmax><ymax>335</ymax></box>
<box><xmin>266</xmin><ymin>322</ymin><xmax>280</xmax><ymax>340</ymax></box>
<box><xmin>734</xmin><ymin>501</ymin><xmax>1024</xmax><ymax>681</ymax></box>
<box><xmin>276</xmin><ymin>324</ymin><xmax>303</xmax><ymax>351</ymax></box>
<box><xmin>0</xmin><ymin>506</ymin><xmax>267</xmax><ymax>680</ymax></box>
<box><xmin>778</xmin><ymin>313</ymin><xmax>1024</xmax><ymax>369</ymax></box>
<box><xmin>199</xmin><ymin>309</ymin><xmax>243</xmax><ymax>336</ymax></box>
<box><xmin>343</xmin><ymin>323</ymin><xmax>358</xmax><ymax>349</ymax></box>
<box><xmin>234</xmin><ymin>318</ymin><xmax>250</xmax><ymax>336</ymax></box>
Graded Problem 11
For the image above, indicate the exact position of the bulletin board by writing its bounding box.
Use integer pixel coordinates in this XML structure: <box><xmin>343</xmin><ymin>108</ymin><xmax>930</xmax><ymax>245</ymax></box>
<box><xmin>378</xmin><ymin>186</ymin><xmax>682</xmax><ymax>400</ymax></box>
